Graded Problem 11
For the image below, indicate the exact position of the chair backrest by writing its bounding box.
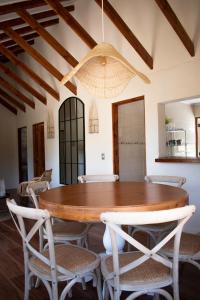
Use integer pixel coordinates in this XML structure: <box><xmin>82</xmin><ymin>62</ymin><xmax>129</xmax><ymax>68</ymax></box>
<box><xmin>6</xmin><ymin>199</ymin><xmax>73</xmax><ymax>281</ymax></box>
<box><xmin>101</xmin><ymin>205</ymin><xmax>195</xmax><ymax>291</ymax></box>
<box><xmin>39</xmin><ymin>169</ymin><xmax>52</xmax><ymax>182</ymax></box>
<box><xmin>26</xmin><ymin>180</ymin><xmax>50</xmax><ymax>208</ymax></box>
<box><xmin>78</xmin><ymin>174</ymin><xmax>119</xmax><ymax>183</ymax></box>
<box><xmin>145</xmin><ymin>175</ymin><xmax>186</xmax><ymax>188</ymax></box>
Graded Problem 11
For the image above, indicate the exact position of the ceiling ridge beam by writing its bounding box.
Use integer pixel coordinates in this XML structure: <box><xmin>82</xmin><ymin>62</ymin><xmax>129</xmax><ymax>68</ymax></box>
<box><xmin>3</xmin><ymin>26</ymin><xmax>77</xmax><ymax>95</ymax></box>
<box><xmin>0</xmin><ymin>18</ymin><xmax>59</xmax><ymax>41</ymax></box>
<box><xmin>0</xmin><ymin>75</ymin><xmax>35</xmax><ymax>108</ymax></box>
<box><xmin>0</xmin><ymin>0</ymin><xmax>68</xmax><ymax>16</ymax></box>
<box><xmin>0</xmin><ymin>97</ymin><xmax>17</xmax><ymax>115</ymax></box>
<box><xmin>0</xmin><ymin>63</ymin><xmax>46</xmax><ymax>105</ymax></box>
<box><xmin>154</xmin><ymin>0</ymin><xmax>194</xmax><ymax>56</ymax></box>
<box><xmin>0</xmin><ymin>6</ymin><xmax>74</xmax><ymax>29</ymax></box>
<box><xmin>94</xmin><ymin>0</ymin><xmax>153</xmax><ymax>69</ymax></box>
<box><xmin>18</xmin><ymin>9</ymin><xmax>78</xmax><ymax>67</ymax></box>
<box><xmin>0</xmin><ymin>44</ymin><xmax>59</xmax><ymax>100</ymax></box>
<box><xmin>44</xmin><ymin>0</ymin><xmax>97</xmax><ymax>49</ymax></box>
<box><xmin>0</xmin><ymin>87</ymin><xmax>25</xmax><ymax>111</ymax></box>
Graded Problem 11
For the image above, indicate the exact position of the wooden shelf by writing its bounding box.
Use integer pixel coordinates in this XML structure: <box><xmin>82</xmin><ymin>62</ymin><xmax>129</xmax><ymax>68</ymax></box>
<box><xmin>155</xmin><ymin>156</ymin><xmax>200</xmax><ymax>163</ymax></box>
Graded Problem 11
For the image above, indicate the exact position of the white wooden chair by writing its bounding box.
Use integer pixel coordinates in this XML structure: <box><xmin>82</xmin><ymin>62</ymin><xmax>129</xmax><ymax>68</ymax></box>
<box><xmin>78</xmin><ymin>174</ymin><xmax>119</xmax><ymax>183</ymax></box>
<box><xmin>7</xmin><ymin>199</ymin><xmax>102</xmax><ymax>300</ymax></box>
<box><xmin>26</xmin><ymin>181</ymin><xmax>90</xmax><ymax>247</ymax></box>
<box><xmin>161</xmin><ymin>232</ymin><xmax>200</xmax><ymax>271</ymax></box>
<box><xmin>129</xmin><ymin>175</ymin><xmax>186</xmax><ymax>246</ymax></box>
<box><xmin>100</xmin><ymin>205</ymin><xmax>195</xmax><ymax>300</ymax></box>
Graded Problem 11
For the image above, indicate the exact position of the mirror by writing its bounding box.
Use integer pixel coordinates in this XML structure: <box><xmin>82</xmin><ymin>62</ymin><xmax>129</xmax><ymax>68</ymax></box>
<box><xmin>159</xmin><ymin>96</ymin><xmax>200</xmax><ymax>158</ymax></box>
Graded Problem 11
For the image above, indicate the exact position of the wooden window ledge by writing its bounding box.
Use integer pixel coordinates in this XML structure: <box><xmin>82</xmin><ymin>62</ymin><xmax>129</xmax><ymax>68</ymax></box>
<box><xmin>155</xmin><ymin>156</ymin><xmax>200</xmax><ymax>163</ymax></box>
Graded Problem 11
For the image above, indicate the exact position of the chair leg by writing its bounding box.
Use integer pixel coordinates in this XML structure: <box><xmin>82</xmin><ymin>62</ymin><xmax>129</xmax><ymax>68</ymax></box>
<box><xmin>96</xmin><ymin>268</ymin><xmax>103</xmax><ymax>300</ymax></box>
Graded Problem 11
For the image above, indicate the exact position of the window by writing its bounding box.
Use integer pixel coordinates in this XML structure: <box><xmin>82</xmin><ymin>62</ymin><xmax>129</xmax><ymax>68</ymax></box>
<box><xmin>59</xmin><ymin>97</ymin><xmax>85</xmax><ymax>184</ymax></box>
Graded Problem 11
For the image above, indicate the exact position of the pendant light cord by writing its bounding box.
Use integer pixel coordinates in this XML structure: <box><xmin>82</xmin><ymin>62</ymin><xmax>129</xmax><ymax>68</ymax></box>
<box><xmin>101</xmin><ymin>0</ymin><xmax>104</xmax><ymax>42</ymax></box>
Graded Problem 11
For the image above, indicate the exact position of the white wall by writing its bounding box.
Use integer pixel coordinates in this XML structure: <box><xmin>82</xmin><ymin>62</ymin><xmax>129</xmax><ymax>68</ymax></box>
<box><xmin>11</xmin><ymin>0</ymin><xmax>200</xmax><ymax>232</ymax></box>
<box><xmin>0</xmin><ymin>105</ymin><xmax>18</xmax><ymax>189</ymax></box>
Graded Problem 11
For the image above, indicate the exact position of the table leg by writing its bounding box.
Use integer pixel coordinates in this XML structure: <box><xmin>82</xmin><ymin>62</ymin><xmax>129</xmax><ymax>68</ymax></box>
<box><xmin>103</xmin><ymin>225</ymin><xmax>125</xmax><ymax>255</ymax></box>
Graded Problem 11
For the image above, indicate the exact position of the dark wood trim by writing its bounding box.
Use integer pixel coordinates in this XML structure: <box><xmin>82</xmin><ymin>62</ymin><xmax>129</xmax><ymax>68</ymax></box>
<box><xmin>44</xmin><ymin>0</ymin><xmax>97</xmax><ymax>48</ymax></box>
<box><xmin>155</xmin><ymin>156</ymin><xmax>200</xmax><ymax>163</ymax></box>
<box><xmin>0</xmin><ymin>97</ymin><xmax>17</xmax><ymax>115</ymax></box>
<box><xmin>0</xmin><ymin>6</ymin><xmax>74</xmax><ymax>29</ymax></box>
<box><xmin>0</xmin><ymin>0</ymin><xmax>68</xmax><ymax>15</ymax></box>
<box><xmin>0</xmin><ymin>44</ymin><xmax>59</xmax><ymax>100</ymax></box>
<box><xmin>112</xmin><ymin>96</ymin><xmax>145</xmax><ymax>174</ymax></box>
<box><xmin>0</xmin><ymin>75</ymin><xmax>35</xmax><ymax>108</ymax></box>
<box><xmin>18</xmin><ymin>9</ymin><xmax>78</xmax><ymax>67</ymax></box>
<box><xmin>0</xmin><ymin>19</ymin><xmax>59</xmax><ymax>41</ymax></box>
<box><xmin>0</xmin><ymin>63</ymin><xmax>46</xmax><ymax>105</ymax></box>
<box><xmin>154</xmin><ymin>0</ymin><xmax>194</xmax><ymax>56</ymax></box>
<box><xmin>0</xmin><ymin>87</ymin><xmax>25</xmax><ymax>112</ymax></box>
<box><xmin>95</xmin><ymin>0</ymin><xmax>153</xmax><ymax>69</ymax></box>
<box><xmin>3</xmin><ymin>26</ymin><xmax>77</xmax><ymax>95</ymax></box>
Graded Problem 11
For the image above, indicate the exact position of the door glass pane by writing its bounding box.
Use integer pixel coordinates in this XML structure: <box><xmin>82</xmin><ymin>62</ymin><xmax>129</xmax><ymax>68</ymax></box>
<box><xmin>72</xmin><ymin>164</ymin><xmax>77</xmax><ymax>183</ymax></box>
<box><xmin>78</xmin><ymin>118</ymin><xmax>84</xmax><ymax>140</ymax></box>
<box><xmin>60</xmin><ymin>107</ymin><xmax>64</xmax><ymax>122</ymax></box>
<box><xmin>66</xmin><ymin>164</ymin><xmax>71</xmax><ymax>184</ymax></box>
<box><xmin>71</xmin><ymin>119</ymin><xmax>77</xmax><ymax>140</ymax></box>
<box><xmin>60</xmin><ymin>164</ymin><xmax>65</xmax><ymax>183</ymax></box>
<box><xmin>66</xmin><ymin>142</ymin><xmax>71</xmax><ymax>163</ymax></box>
<box><xmin>72</xmin><ymin>142</ymin><xmax>77</xmax><ymax>163</ymax></box>
<box><xmin>65</xmin><ymin>101</ymin><xmax>70</xmax><ymax>120</ymax></box>
<box><xmin>71</xmin><ymin>98</ymin><xmax>76</xmax><ymax>119</ymax></box>
<box><xmin>60</xmin><ymin>143</ymin><xmax>65</xmax><ymax>163</ymax></box>
<box><xmin>78</xmin><ymin>141</ymin><xmax>84</xmax><ymax>163</ymax></box>
<box><xmin>77</xmin><ymin>100</ymin><xmax>83</xmax><ymax>118</ymax></box>
<box><xmin>65</xmin><ymin>121</ymin><xmax>70</xmax><ymax>141</ymax></box>
<box><xmin>78</xmin><ymin>164</ymin><xmax>84</xmax><ymax>176</ymax></box>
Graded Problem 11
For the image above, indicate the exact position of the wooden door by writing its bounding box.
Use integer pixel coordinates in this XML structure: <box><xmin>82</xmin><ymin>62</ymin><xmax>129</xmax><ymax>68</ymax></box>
<box><xmin>112</xmin><ymin>96</ymin><xmax>146</xmax><ymax>181</ymax></box>
<box><xmin>18</xmin><ymin>127</ymin><xmax>28</xmax><ymax>182</ymax></box>
<box><xmin>33</xmin><ymin>122</ymin><xmax>45</xmax><ymax>177</ymax></box>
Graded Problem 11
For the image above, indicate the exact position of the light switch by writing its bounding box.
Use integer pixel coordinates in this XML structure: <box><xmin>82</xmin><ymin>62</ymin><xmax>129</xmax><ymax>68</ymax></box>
<box><xmin>101</xmin><ymin>153</ymin><xmax>105</xmax><ymax>160</ymax></box>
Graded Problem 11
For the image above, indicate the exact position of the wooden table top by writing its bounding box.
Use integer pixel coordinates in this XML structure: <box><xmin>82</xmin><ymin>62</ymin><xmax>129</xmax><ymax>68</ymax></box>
<box><xmin>39</xmin><ymin>182</ymin><xmax>188</xmax><ymax>221</ymax></box>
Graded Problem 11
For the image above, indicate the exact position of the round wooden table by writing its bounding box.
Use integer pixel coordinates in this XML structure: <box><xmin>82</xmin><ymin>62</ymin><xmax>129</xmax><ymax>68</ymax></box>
<box><xmin>39</xmin><ymin>182</ymin><xmax>188</xmax><ymax>221</ymax></box>
<box><xmin>40</xmin><ymin>182</ymin><xmax>188</xmax><ymax>254</ymax></box>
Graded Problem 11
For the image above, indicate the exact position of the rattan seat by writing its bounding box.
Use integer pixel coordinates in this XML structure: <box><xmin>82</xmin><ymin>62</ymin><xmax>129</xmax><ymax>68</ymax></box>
<box><xmin>30</xmin><ymin>244</ymin><xmax>99</xmax><ymax>280</ymax></box>
<box><xmin>162</xmin><ymin>233</ymin><xmax>200</xmax><ymax>257</ymax></box>
<box><xmin>101</xmin><ymin>251</ymin><xmax>171</xmax><ymax>289</ymax></box>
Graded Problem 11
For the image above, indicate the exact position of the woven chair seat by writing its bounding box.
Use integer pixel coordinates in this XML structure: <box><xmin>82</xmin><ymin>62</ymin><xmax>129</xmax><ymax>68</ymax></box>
<box><xmin>52</xmin><ymin>221</ymin><xmax>88</xmax><ymax>237</ymax></box>
<box><xmin>30</xmin><ymin>244</ymin><xmax>100</xmax><ymax>280</ymax></box>
<box><xmin>101</xmin><ymin>251</ymin><xmax>171</xmax><ymax>289</ymax></box>
<box><xmin>162</xmin><ymin>233</ymin><xmax>200</xmax><ymax>257</ymax></box>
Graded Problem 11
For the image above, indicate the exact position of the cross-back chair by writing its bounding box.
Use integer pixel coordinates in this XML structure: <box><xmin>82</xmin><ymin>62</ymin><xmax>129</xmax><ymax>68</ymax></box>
<box><xmin>101</xmin><ymin>205</ymin><xmax>195</xmax><ymax>300</ymax></box>
<box><xmin>7</xmin><ymin>199</ymin><xmax>102</xmax><ymax>300</ymax></box>
<box><xmin>27</xmin><ymin>181</ymin><xmax>90</xmax><ymax>247</ymax></box>
<box><xmin>78</xmin><ymin>174</ymin><xmax>119</xmax><ymax>183</ymax></box>
<box><xmin>129</xmin><ymin>175</ymin><xmax>187</xmax><ymax>247</ymax></box>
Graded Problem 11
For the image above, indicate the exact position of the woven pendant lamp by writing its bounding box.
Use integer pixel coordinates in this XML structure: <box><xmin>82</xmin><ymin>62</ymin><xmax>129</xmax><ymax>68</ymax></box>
<box><xmin>61</xmin><ymin>1</ymin><xmax>150</xmax><ymax>98</ymax></box>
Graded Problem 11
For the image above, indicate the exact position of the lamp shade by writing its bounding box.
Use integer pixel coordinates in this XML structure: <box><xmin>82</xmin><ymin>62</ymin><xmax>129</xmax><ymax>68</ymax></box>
<box><xmin>61</xmin><ymin>42</ymin><xmax>150</xmax><ymax>98</ymax></box>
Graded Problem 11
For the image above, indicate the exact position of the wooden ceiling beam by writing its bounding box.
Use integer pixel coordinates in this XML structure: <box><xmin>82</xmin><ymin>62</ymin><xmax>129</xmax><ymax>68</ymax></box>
<box><xmin>0</xmin><ymin>75</ymin><xmax>35</xmax><ymax>108</ymax></box>
<box><xmin>3</xmin><ymin>26</ymin><xmax>77</xmax><ymax>95</ymax></box>
<box><xmin>154</xmin><ymin>0</ymin><xmax>194</xmax><ymax>56</ymax></box>
<box><xmin>94</xmin><ymin>0</ymin><xmax>153</xmax><ymax>69</ymax></box>
<box><xmin>44</xmin><ymin>0</ymin><xmax>97</xmax><ymax>48</ymax></box>
<box><xmin>0</xmin><ymin>0</ymin><xmax>68</xmax><ymax>16</ymax></box>
<box><xmin>0</xmin><ymin>97</ymin><xmax>17</xmax><ymax>115</ymax></box>
<box><xmin>18</xmin><ymin>9</ymin><xmax>78</xmax><ymax>67</ymax></box>
<box><xmin>0</xmin><ymin>44</ymin><xmax>59</xmax><ymax>100</ymax></box>
<box><xmin>0</xmin><ymin>63</ymin><xmax>46</xmax><ymax>105</ymax></box>
<box><xmin>2</xmin><ymin>32</ymin><xmax>39</xmax><ymax>47</ymax></box>
<box><xmin>0</xmin><ymin>87</ymin><xmax>25</xmax><ymax>112</ymax></box>
<box><xmin>0</xmin><ymin>18</ymin><xmax>59</xmax><ymax>41</ymax></box>
<box><xmin>0</xmin><ymin>6</ymin><xmax>74</xmax><ymax>29</ymax></box>
<box><xmin>6</xmin><ymin>40</ymin><xmax>34</xmax><ymax>52</ymax></box>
